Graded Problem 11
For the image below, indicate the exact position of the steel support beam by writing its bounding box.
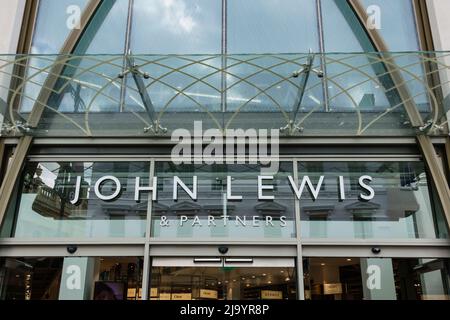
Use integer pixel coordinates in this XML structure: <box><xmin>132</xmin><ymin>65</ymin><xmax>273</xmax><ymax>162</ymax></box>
<box><xmin>349</xmin><ymin>0</ymin><xmax>450</xmax><ymax>228</ymax></box>
<box><xmin>417</xmin><ymin>135</ymin><xmax>450</xmax><ymax>227</ymax></box>
<box><xmin>0</xmin><ymin>135</ymin><xmax>31</xmax><ymax>225</ymax></box>
<box><xmin>445</xmin><ymin>137</ymin><xmax>450</xmax><ymax>182</ymax></box>
<box><xmin>348</xmin><ymin>0</ymin><xmax>425</xmax><ymax>127</ymax></box>
<box><xmin>0</xmin><ymin>139</ymin><xmax>5</xmax><ymax>184</ymax></box>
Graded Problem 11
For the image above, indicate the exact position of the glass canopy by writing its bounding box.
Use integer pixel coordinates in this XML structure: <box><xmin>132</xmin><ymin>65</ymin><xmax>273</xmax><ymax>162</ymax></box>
<box><xmin>0</xmin><ymin>0</ymin><xmax>447</xmax><ymax>138</ymax></box>
<box><xmin>0</xmin><ymin>52</ymin><xmax>448</xmax><ymax>137</ymax></box>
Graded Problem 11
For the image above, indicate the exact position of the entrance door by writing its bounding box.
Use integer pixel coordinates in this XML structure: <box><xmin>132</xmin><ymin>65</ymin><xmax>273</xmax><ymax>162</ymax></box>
<box><xmin>150</xmin><ymin>257</ymin><xmax>297</xmax><ymax>300</ymax></box>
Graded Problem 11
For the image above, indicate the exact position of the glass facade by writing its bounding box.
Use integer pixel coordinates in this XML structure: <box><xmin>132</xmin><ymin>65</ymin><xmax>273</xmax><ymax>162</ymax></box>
<box><xmin>359</xmin><ymin>0</ymin><xmax>420</xmax><ymax>51</ymax></box>
<box><xmin>16</xmin><ymin>0</ymin><xmax>431</xmax><ymax>123</ymax></box>
<box><xmin>131</xmin><ymin>0</ymin><xmax>222</xmax><ymax>54</ymax></box>
<box><xmin>3</xmin><ymin>161</ymin><xmax>149</xmax><ymax>238</ymax></box>
<box><xmin>304</xmin><ymin>257</ymin><xmax>450</xmax><ymax>300</ymax></box>
<box><xmin>0</xmin><ymin>257</ymin><xmax>143</xmax><ymax>300</ymax></box>
<box><xmin>0</xmin><ymin>0</ymin><xmax>449</xmax><ymax>302</ymax></box>
<box><xmin>227</xmin><ymin>0</ymin><xmax>318</xmax><ymax>54</ymax></box>
<box><xmin>151</xmin><ymin>162</ymin><xmax>296</xmax><ymax>239</ymax></box>
<box><xmin>2</xmin><ymin>159</ymin><xmax>447</xmax><ymax>241</ymax></box>
<box><xmin>1</xmin><ymin>255</ymin><xmax>448</xmax><ymax>300</ymax></box>
<box><xmin>0</xmin><ymin>257</ymin><xmax>63</xmax><ymax>300</ymax></box>
<box><xmin>150</xmin><ymin>258</ymin><xmax>297</xmax><ymax>300</ymax></box>
<box><xmin>26</xmin><ymin>0</ymin><xmax>421</xmax><ymax>55</ymax></box>
<box><xmin>299</xmin><ymin>161</ymin><xmax>448</xmax><ymax>239</ymax></box>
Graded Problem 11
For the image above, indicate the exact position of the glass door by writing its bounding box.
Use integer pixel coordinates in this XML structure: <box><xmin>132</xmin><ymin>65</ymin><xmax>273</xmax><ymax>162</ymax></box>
<box><xmin>149</xmin><ymin>257</ymin><xmax>297</xmax><ymax>300</ymax></box>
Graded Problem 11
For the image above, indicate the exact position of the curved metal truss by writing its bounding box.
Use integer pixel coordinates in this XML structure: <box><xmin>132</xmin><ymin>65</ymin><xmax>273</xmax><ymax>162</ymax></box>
<box><xmin>0</xmin><ymin>52</ymin><xmax>449</xmax><ymax>137</ymax></box>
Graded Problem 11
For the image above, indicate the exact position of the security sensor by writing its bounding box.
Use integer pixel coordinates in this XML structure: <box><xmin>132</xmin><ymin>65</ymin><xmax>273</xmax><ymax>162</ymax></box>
<box><xmin>371</xmin><ymin>247</ymin><xmax>381</xmax><ymax>254</ymax></box>
<box><xmin>67</xmin><ymin>245</ymin><xmax>78</xmax><ymax>254</ymax></box>
<box><xmin>218</xmin><ymin>246</ymin><xmax>229</xmax><ymax>254</ymax></box>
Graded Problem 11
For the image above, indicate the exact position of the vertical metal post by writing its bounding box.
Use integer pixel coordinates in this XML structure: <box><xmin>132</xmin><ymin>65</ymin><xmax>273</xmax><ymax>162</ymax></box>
<box><xmin>445</xmin><ymin>137</ymin><xmax>450</xmax><ymax>181</ymax></box>
<box><xmin>296</xmin><ymin>244</ymin><xmax>305</xmax><ymax>300</ymax></box>
<box><xmin>293</xmin><ymin>160</ymin><xmax>301</xmax><ymax>241</ymax></box>
<box><xmin>141</xmin><ymin>160</ymin><xmax>155</xmax><ymax>300</ymax></box>
<box><xmin>316</xmin><ymin>0</ymin><xmax>329</xmax><ymax>112</ymax></box>
<box><xmin>119</xmin><ymin>0</ymin><xmax>135</xmax><ymax>112</ymax></box>
<box><xmin>0</xmin><ymin>140</ymin><xmax>5</xmax><ymax>184</ymax></box>
<box><xmin>221</xmin><ymin>0</ymin><xmax>227</xmax><ymax>115</ymax></box>
<box><xmin>293</xmin><ymin>160</ymin><xmax>305</xmax><ymax>300</ymax></box>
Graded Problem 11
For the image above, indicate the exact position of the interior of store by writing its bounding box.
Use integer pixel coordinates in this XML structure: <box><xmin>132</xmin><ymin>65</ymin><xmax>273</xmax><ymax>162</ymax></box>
<box><xmin>1</xmin><ymin>256</ymin><xmax>449</xmax><ymax>300</ymax></box>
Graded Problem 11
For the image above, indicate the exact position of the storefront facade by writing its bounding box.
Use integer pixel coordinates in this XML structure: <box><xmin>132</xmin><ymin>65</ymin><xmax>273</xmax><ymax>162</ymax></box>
<box><xmin>0</xmin><ymin>0</ymin><xmax>449</xmax><ymax>300</ymax></box>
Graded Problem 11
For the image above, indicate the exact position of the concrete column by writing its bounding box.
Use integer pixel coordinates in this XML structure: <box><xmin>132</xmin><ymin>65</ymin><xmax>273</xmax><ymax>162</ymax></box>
<box><xmin>58</xmin><ymin>257</ymin><xmax>96</xmax><ymax>300</ymax></box>
<box><xmin>0</xmin><ymin>0</ymin><xmax>26</xmax><ymax>54</ymax></box>
<box><xmin>360</xmin><ymin>258</ymin><xmax>396</xmax><ymax>300</ymax></box>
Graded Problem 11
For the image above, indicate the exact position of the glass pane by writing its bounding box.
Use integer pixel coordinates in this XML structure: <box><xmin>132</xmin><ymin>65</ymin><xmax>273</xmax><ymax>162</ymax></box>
<box><xmin>128</xmin><ymin>0</ymin><xmax>222</xmax><ymax>121</ymax></box>
<box><xmin>0</xmin><ymin>257</ymin><xmax>63</xmax><ymax>300</ymax></box>
<box><xmin>21</xmin><ymin>0</ymin><xmax>127</xmax><ymax>117</ymax></box>
<box><xmin>359</xmin><ymin>0</ymin><xmax>420</xmax><ymax>51</ymax></box>
<box><xmin>7</xmin><ymin>161</ymin><xmax>149</xmax><ymax>238</ymax></box>
<box><xmin>319</xmin><ymin>2</ymin><xmax>415</xmax><ymax>135</ymax></box>
<box><xmin>303</xmin><ymin>257</ymin><xmax>450</xmax><ymax>300</ymax></box>
<box><xmin>48</xmin><ymin>0</ymin><xmax>128</xmax><ymax>112</ymax></box>
<box><xmin>123</xmin><ymin>55</ymin><xmax>223</xmax><ymax>116</ymax></box>
<box><xmin>150</xmin><ymin>263</ymin><xmax>296</xmax><ymax>300</ymax></box>
<box><xmin>298</xmin><ymin>161</ymin><xmax>449</xmax><ymax>239</ymax></box>
<box><xmin>90</xmin><ymin>257</ymin><xmax>143</xmax><ymax>300</ymax></box>
<box><xmin>20</xmin><ymin>0</ymin><xmax>89</xmax><ymax>113</ymax></box>
<box><xmin>320</xmin><ymin>1</ymin><xmax>430</xmax><ymax>125</ymax></box>
<box><xmin>0</xmin><ymin>256</ymin><xmax>144</xmax><ymax>300</ymax></box>
<box><xmin>223</xmin><ymin>54</ymin><xmax>324</xmax><ymax>129</ymax></box>
<box><xmin>227</xmin><ymin>0</ymin><xmax>319</xmax><ymax>54</ymax></box>
<box><xmin>131</xmin><ymin>0</ymin><xmax>221</xmax><ymax>54</ymax></box>
<box><xmin>151</xmin><ymin>162</ymin><xmax>296</xmax><ymax>239</ymax></box>
<box><xmin>358</xmin><ymin>1</ymin><xmax>429</xmax><ymax>116</ymax></box>
<box><xmin>322</xmin><ymin>0</ymin><xmax>369</xmax><ymax>52</ymax></box>
<box><xmin>82</xmin><ymin>0</ymin><xmax>128</xmax><ymax>54</ymax></box>
<box><xmin>319</xmin><ymin>52</ymin><xmax>417</xmax><ymax>136</ymax></box>
<box><xmin>30</xmin><ymin>0</ymin><xmax>89</xmax><ymax>54</ymax></box>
